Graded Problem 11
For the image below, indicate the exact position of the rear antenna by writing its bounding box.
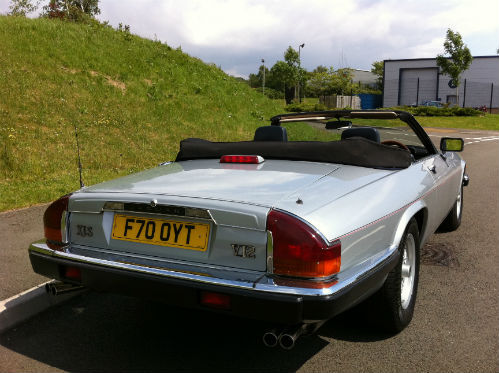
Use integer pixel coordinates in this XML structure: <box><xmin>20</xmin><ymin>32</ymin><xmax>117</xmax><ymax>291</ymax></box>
<box><xmin>73</xmin><ymin>123</ymin><xmax>85</xmax><ymax>188</ymax></box>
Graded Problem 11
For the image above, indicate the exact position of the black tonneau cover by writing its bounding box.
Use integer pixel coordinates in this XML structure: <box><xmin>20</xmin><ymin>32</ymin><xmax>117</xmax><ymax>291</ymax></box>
<box><xmin>176</xmin><ymin>138</ymin><xmax>412</xmax><ymax>169</ymax></box>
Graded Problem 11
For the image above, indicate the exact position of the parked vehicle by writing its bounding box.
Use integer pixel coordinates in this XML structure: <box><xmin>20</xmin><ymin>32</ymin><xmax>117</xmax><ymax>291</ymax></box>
<box><xmin>29</xmin><ymin>110</ymin><xmax>468</xmax><ymax>349</ymax></box>
<box><xmin>421</xmin><ymin>100</ymin><xmax>444</xmax><ymax>108</ymax></box>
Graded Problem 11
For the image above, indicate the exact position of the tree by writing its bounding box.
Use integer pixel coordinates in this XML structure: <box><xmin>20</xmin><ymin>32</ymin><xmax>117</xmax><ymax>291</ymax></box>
<box><xmin>283</xmin><ymin>46</ymin><xmax>308</xmax><ymax>102</ymax></box>
<box><xmin>306</xmin><ymin>67</ymin><xmax>354</xmax><ymax>97</ymax></box>
<box><xmin>269</xmin><ymin>61</ymin><xmax>295</xmax><ymax>103</ymax></box>
<box><xmin>371</xmin><ymin>61</ymin><xmax>384</xmax><ymax>90</ymax></box>
<box><xmin>284</xmin><ymin>47</ymin><xmax>299</xmax><ymax>68</ymax></box>
<box><xmin>248</xmin><ymin>64</ymin><xmax>269</xmax><ymax>89</ymax></box>
<box><xmin>283</xmin><ymin>46</ymin><xmax>300</xmax><ymax>101</ymax></box>
<box><xmin>312</xmin><ymin>65</ymin><xmax>328</xmax><ymax>74</ymax></box>
<box><xmin>43</xmin><ymin>0</ymin><xmax>100</xmax><ymax>21</ymax></box>
<box><xmin>436</xmin><ymin>29</ymin><xmax>472</xmax><ymax>106</ymax></box>
<box><xmin>8</xmin><ymin>0</ymin><xmax>39</xmax><ymax>16</ymax></box>
<box><xmin>307</xmin><ymin>68</ymin><xmax>332</xmax><ymax>97</ymax></box>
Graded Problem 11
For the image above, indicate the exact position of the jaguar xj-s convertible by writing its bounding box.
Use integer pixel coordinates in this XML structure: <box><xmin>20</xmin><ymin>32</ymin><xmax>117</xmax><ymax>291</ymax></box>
<box><xmin>29</xmin><ymin>110</ymin><xmax>468</xmax><ymax>349</ymax></box>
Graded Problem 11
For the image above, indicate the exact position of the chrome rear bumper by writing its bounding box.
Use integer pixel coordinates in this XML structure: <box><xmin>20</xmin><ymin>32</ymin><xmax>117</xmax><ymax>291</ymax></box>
<box><xmin>29</xmin><ymin>240</ymin><xmax>399</xmax><ymax>323</ymax></box>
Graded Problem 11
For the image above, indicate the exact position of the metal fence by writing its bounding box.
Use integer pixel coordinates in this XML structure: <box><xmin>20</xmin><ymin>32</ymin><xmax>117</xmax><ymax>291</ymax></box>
<box><xmin>319</xmin><ymin>95</ymin><xmax>361</xmax><ymax>109</ymax></box>
<box><xmin>383</xmin><ymin>78</ymin><xmax>498</xmax><ymax>113</ymax></box>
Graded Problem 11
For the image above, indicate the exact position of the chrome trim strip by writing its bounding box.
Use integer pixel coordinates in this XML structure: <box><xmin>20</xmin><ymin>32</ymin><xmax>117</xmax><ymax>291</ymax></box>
<box><xmin>99</xmin><ymin>209</ymin><xmax>214</xmax><ymax>222</ymax></box>
<box><xmin>29</xmin><ymin>241</ymin><xmax>398</xmax><ymax>297</ymax></box>
<box><xmin>61</xmin><ymin>210</ymin><xmax>69</xmax><ymax>244</ymax></box>
<box><xmin>216</xmin><ymin>223</ymin><xmax>265</xmax><ymax>232</ymax></box>
<box><xmin>266</xmin><ymin>231</ymin><xmax>274</xmax><ymax>274</ymax></box>
<box><xmin>70</xmin><ymin>210</ymin><xmax>102</xmax><ymax>214</ymax></box>
<box><xmin>279</xmin><ymin>116</ymin><xmax>327</xmax><ymax>122</ymax></box>
<box><xmin>102</xmin><ymin>201</ymin><xmax>214</xmax><ymax>221</ymax></box>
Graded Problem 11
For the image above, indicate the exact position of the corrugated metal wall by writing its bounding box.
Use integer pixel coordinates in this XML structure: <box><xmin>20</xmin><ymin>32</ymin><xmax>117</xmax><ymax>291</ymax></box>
<box><xmin>383</xmin><ymin>57</ymin><xmax>499</xmax><ymax>108</ymax></box>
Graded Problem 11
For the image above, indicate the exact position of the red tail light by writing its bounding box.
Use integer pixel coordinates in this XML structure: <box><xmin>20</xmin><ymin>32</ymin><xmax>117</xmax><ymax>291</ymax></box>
<box><xmin>220</xmin><ymin>155</ymin><xmax>264</xmax><ymax>164</ymax></box>
<box><xmin>43</xmin><ymin>194</ymin><xmax>71</xmax><ymax>250</ymax></box>
<box><xmin>267</xmin><ymin>210</ymin><xmax>341</xmax><ymax>278</ymax></box>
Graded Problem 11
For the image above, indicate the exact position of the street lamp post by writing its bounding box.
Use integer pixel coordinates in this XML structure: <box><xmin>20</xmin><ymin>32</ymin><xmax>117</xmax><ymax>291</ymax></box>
<box><xmin>261</xmin><ymin>58</ymin><xmax>265</xmax><ymax>96</ymax></box>
<box><xmin>298</xmin><ymin>43</ymin><xmax>305</xmax><ymax>102</ymax></box>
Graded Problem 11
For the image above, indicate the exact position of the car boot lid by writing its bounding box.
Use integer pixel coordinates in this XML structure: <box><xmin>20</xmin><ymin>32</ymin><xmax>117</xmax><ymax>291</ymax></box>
<box><xmin>79</xmin><ymin>159</ymin><xmax>395</xmax><ymax>211</ymax></box>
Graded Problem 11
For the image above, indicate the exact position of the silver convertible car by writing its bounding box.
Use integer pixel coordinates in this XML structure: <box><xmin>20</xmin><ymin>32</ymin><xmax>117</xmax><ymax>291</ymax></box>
<box><xmin>29</xmin><ymin>110</ymin><xmax>468</xmax><ymax>349</ymax></box>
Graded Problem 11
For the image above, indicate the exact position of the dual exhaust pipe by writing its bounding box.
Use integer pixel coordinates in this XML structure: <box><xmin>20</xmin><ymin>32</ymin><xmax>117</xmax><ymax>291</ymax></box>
<box><xmin>45</xmin><ymin>281</ymin><xmax>84</xmax><ymax>296</ymax></box>
<box><xmin>46</xmin><ymin>281</ymin><xmax>316</xmax><ymax>350</ymax></box>
<box><xmin>263</xmin><ymin>322</ymin><xmax>324</xmax><ymax>350</ymax></box>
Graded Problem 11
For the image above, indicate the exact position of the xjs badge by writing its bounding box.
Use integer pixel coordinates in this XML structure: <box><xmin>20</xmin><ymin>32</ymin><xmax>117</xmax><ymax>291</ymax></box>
<box><xmin>76</xmin><ymin>225</ymin><xmax>93</xmax><ymax>237</ymax></box>
<box><xmin>232</xmin><ymin>244</ymin><xmax>256</xmax><ymax>259</ymax></box>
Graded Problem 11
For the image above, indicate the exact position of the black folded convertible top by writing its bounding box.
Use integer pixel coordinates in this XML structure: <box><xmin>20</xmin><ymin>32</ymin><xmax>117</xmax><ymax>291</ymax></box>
<box><xmin>175</xmin><ymin>138</ymin><xmax>412</xmax><ymax>169</ymax></box>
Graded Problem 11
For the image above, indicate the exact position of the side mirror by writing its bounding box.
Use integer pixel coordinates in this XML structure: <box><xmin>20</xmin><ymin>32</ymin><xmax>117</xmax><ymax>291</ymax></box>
<box><xmin>440</xmin><ymin>137</ymin><xmax>464</xmax><ymax>152</ymax></box>
<box><xmin>325</xmin><ymin>120</ymin><xmax>352</xmax><ymax>130</ymax></box>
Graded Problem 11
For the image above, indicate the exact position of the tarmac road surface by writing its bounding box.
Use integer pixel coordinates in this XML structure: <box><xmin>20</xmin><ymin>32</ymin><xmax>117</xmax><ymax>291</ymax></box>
<box><xmin>0</xmin><ymin>129</ymin><xmax>497</xmax><ymax>372</ymax></box>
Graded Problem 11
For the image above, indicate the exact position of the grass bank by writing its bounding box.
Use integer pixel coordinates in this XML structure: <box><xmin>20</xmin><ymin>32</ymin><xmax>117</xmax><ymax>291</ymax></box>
<box><xmin>416</xmin><ymin>115</ymin><xmax>499</xmax><ymax>131</ymax></box>
<box><xmin>0</xmin><ymin>16</ymin><xmax>286</xmax><ymax>211</ymax></box>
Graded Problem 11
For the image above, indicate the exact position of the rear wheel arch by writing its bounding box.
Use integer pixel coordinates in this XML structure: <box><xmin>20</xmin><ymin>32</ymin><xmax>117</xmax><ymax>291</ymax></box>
<box><xmin>392</xmin><ymin>201</ymin><xmax>427</xmax><ymax>249</ymax></box>
<box><xmin>371</xmin><ymin>217</ymin><xmax>421</xmax><ymax>333</ymax></box>
<box><xmin>413</xmin><ymin>208</ymin><xmax>428</xmax><ymax>241</ymax></box>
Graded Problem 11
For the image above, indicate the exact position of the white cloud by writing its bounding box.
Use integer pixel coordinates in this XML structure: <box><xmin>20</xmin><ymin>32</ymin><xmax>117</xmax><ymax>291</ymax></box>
<box><xmin>1</xmin><ymin>0</ymin><xmax>498</xmax><ymax>77</ymax></box>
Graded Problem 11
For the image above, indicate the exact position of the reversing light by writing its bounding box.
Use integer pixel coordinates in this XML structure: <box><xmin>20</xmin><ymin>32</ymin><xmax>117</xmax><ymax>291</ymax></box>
<box><xmin>43</xmin><ymin>194</ymin><xmax>71</xmax><ymax>250</ymax></box>
<box><xmin>267</xmin><ymin>210</ymin><xmax>341</xmax><ymax>278</ymax></box>
<box><xmin>220</xmin><ymin>155</ymin><xmax>264</xmax><ymax>164</ymax></box>
<box><xmin>200</xmin><ymin>291</ymin><xmax>231</xmax><ymax>310</ymax></box>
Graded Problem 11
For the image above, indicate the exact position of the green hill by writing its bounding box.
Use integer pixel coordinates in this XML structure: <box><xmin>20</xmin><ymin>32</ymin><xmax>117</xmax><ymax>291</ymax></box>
<box><xmin>0</xmin><ymin>16</ymin><xmax>284</xmax><ymax>211</ymax></box>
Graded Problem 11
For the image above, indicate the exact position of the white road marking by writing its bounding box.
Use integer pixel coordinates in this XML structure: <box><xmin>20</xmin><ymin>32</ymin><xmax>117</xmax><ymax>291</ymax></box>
<box><xmin>427</xmin><ymin>133</ymin><xmax>499</xmax><ymax>146</ymax></box>
<box><xmin>463</xmin><ymin>137</ymin><xmax>499</xmax><ymax>145</ymax></box>
<box><xmin>384</xmin><ymin>129</ymin><xmax>499</xmax><ymax>146</ymax></box>
<box><xmin>0</xmin><ymin>281</ymin><xmax>85</xmax><ymax>332</ymax></box>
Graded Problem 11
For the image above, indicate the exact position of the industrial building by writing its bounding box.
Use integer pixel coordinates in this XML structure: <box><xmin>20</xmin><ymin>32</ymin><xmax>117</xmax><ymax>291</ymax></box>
<box><xmin>383</xmin><ymin>56</ymin><xmax>499</xmax><ymax>111</ymax></box>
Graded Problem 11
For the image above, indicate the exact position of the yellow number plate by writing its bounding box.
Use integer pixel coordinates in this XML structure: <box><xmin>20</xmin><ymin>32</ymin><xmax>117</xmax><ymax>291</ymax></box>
<box><xmin>111</xmin><ymin>214</ymin><xmax>210</xmax><ymax>251</ymax></box>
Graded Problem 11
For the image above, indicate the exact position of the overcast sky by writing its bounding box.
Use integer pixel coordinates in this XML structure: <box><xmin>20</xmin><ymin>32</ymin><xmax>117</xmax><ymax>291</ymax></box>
<box><xmin>1</xmin><ymin>0</ymin><xmax>498</xmax><ymax>78</ymax></box>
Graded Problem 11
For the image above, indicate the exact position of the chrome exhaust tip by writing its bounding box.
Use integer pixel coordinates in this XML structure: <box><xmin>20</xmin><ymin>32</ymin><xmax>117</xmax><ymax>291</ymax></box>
<box><xmin>262</xmin><ymin>329</ymin><xmax>280</xmax><ymax>348</ymax></box>
<box><xmin>45</xmin><ymin>282</ymin><xmax>84</xmax><ymax>296</ymax></box>
<box><xmin>278</xmin><ymin>324</ymin><xmax>310</xmax><ymax>350</ymax></box>
<box><xmin>279</xmin><ymin>333</ymin><xmax>301</xmax><ymax>350</ymax></box>
<box><xmin>279</xmin><ymin>333</ymin><xmax>296</xmax><ymax>350</ymax></box>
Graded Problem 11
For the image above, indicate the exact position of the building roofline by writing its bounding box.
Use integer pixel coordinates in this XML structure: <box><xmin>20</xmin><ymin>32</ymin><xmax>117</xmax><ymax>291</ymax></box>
<box><xmin>384</xmin><ymin>55</ymin><xmax>499</xmax><ymax>63</ymax></box>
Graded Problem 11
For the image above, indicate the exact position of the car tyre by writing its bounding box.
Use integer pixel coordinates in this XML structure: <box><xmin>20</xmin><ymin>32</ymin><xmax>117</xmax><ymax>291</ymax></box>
<box><xmin>374</xmin><ymin>218</ymin><xmax>420</xmax><ymax>333</ymax></box>
<box><xmin>439</xmin><ymin>183</ymin><xmax>463</xmax><ymax>232</ymax></box>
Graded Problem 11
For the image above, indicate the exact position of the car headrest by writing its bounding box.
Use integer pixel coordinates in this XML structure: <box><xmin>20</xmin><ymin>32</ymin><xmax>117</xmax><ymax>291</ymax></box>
<box><xmin>254</xmin><ymin>126</ymin><xmax>288</xmax><ymax>142</ymax></box>
<box><xmin>341</xmin><ymin>127</ymin><xmax>380</xmax><ymax>143</ymax></box>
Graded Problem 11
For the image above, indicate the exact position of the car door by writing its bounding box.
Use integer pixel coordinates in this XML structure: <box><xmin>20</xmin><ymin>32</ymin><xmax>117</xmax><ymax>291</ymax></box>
<box><xmin>422</xmin><ymin>153</ymin><xmax>456</xmax><ymax>232</ymax></box>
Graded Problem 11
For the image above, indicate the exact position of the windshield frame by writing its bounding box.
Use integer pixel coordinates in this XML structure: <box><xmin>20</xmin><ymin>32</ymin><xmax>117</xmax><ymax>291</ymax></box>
<box><xmin>270</xmin><ymin>110</ymin><xmax>437</xmax><ymax>155</ymax></box>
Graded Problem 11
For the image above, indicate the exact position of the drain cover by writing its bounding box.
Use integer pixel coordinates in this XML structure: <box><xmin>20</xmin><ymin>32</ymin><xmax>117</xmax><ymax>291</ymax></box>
<box><xmin>421</xmin><ymin>242</ymin><xmax>459</xmax><ymax>267</ymax></box>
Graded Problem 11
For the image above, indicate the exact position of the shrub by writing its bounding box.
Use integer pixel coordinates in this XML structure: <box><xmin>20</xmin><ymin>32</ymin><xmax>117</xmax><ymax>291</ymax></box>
<box><xmin>253</xmin><ymin>87</ymin><xmax>284</xmax><ymax>99</ymax></box>
<box><xmin>284</xmin><ymin>102</ymin><xmax>327</xmax><ymax>112</ymax></box>
<box><xmin>384</xmin><ymin>106</ymin><xmax>483</xmax><ymax>117</ymax></box>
